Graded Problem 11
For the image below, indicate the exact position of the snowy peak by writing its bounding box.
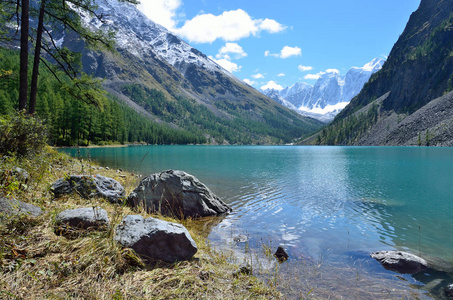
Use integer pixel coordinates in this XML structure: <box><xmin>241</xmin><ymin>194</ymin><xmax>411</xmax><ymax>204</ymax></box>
<box><xmin>85</xmin><ymin>0</ymin><xmax>228</xmax><ymax>78</ymax></box>
<box><xmin>264</xmin><ymin>58</ymin><xmax>384</xmax><ymax>122</ymax></box>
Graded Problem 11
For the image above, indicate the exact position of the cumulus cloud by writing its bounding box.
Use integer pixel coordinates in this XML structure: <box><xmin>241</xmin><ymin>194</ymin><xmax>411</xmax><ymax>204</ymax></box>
<box><xmin>216</xmin><ymin>43</ymin><xmax>247</xmax><ymax>60</ymax></box>
<box><xmin>298</xmin><ymin>65</ymin><xmax>313</xmax><ymax>72</ymax></box>
<box><xmin>277</xmin><ymin>73</ymin><xmax>286</xmax><ymax>77</ymax></box>
<box><xmin>138</xmin><ymin>0</ymin><xmax>182</xmax><ymax>31</ymax></box>
<box><xmin>261</xmin><ymin>80</ymin><xmax>284</xmax><ymax>91</ymax></box>
<box><xmin>257</xmin><ymin>18</ymin><xmax>286</xmax><ymax>33</ymax></box>
<box><xmin>175</xmin><ymin>9</ymin><xmax>285</xmax><ymax>43</ymax></box>
<box><xmin>265</xmin><ymin>46</ymin><xmax>301</xmax><ymax>59</ymax></box>
<box><xmin>243</xmin><ymin>79</ymin><xmax>256</xmax><ymax>86</ymax></box>
<box><xmin>251</xmin><ymin>73</ymin><xmax>264</xmax><ymax>79</ymax></box>
<box><xmin>209</xmin><ymin>56</ymin><xmax>241</xmax><ymax>73</ymax></box>
<box><xmin>280</xmin><ymin>46</ymin><xmax>301</xmax><ymax>59</ymax></box>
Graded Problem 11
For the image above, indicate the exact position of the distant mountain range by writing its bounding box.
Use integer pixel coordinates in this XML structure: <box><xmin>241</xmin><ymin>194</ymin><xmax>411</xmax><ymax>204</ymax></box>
<box><xmin>263</xmin><ymin>58</ymin><xmax>384</xmax><ymax>122</ymax></box>
<box><xmin>302</xmin><ymin>0</ymin><xmax>453</xmax><ymax>146</ymax></box>
<box><xmin>63</xmin><ymin>0</ymin><xmax>322</xmax><ymax>144</ymax></box>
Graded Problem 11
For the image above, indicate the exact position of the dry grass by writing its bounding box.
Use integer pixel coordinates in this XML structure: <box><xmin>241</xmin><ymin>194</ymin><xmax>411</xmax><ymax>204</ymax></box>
<box><xmin>0</xmin><ymin>147</ymin><xmax>281</xmax><ymax>299</ymax></box>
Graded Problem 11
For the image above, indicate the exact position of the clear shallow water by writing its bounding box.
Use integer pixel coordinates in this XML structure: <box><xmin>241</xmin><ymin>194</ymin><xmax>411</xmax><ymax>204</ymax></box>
<box><xmin>61</xmin><ymin>145</ymin><xmax>453</xmax><ymax>298</ymax></box>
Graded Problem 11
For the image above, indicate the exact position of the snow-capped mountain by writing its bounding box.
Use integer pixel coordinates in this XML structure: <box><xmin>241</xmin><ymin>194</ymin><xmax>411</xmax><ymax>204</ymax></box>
<box><xmin>57</xmin><ymin>0</ymin><xmax>323</xmax><ymax>144</ymax></box>
<box><xmin>264</xmin><ymin>58</ymin><xmax>385</xmax><ymax>122</ymax></box>
<box><xmin>75</xmin><ymin>0</ymin><xmax>232</xmax><ymax>81</ymax></box>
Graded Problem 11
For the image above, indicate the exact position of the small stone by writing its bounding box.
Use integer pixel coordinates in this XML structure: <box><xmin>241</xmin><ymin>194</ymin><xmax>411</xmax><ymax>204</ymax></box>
<box><xmin>274</xmin><ymin>246</ymin><xmax>289</xmax><ymax>262</ymax></box>
<box><xmin>233</xmin><ymin>262</ymin><xmax>252</xmax><ymax>277</ymax></box>
<box><xmin>233</xmin><ymin>234</ymin><xmax>248</xmax><ymax>243</ymax></box>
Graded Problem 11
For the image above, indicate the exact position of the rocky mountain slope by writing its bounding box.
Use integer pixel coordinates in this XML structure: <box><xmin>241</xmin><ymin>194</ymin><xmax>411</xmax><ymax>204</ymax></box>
<box><xmin>64</xmin><ymin>0</ymin><xmax>323</xmax><ymax>144</ymax></box>
<box><xmin>305</xmin><ymin>0</ymin><xmax>453</xmax><ymax>146</ymax></box>
<box><xmin>264</xmin><ymin>59</ymin><xmax>384</xmax><ymax>122</ymax></box>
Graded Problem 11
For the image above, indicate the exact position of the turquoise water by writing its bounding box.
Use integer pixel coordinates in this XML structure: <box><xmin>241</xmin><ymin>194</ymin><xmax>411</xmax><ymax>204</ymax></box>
<box><xmin>61</xmin><ymin>145</ymin><xmax>453</xmax><ymax>298</ymax></box>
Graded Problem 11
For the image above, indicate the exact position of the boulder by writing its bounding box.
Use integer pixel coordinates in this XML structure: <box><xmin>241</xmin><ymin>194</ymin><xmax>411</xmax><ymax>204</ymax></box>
<box><xmin>51</xmin><ymin>174</ymin><xmax>125</xmax><ymax>203</ymax></box>
<box><xmin>55</xmin><ymin>207</ymin><xmax>109</xmax><ymax>231</ymax></box>
<box><xmin>127</xmin><ymin>170</ymin><xmax>231</xmax><ymax>219</ymax></box>
<box><xmin>114</xmin><ymin>215</ymin><xmax>197</xmax><ymax>263</ymax></box>
<box><xmin>371</xmin><ymin>250</ymin><xmax>428</xmax><ymax>274</ymax></box>
<box><xmin>0</xmin><ymin>197</ymin><xmax>42</xmax><ymax>218</ymax></box>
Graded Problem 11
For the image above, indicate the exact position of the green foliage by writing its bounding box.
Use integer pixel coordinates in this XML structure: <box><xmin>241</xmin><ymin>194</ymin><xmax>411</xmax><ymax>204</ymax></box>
<box><xmin>0</xmin><ymin>112</ymin><xmax>48</xmax><ymax>157</ymax></box>
<box><xmin>0</xmin><ymin>48</ymin><xmax>204</xmax><ymax>146</ymax></box>
<box><xmin>121</xmin><ymin>83</ymin><xmax>320</xmax><ymax>144</ymax></box>
<box><xmin>317</xmin><ymin>103</ymin><xmax>379</xmax><ymax>145</ymax></box>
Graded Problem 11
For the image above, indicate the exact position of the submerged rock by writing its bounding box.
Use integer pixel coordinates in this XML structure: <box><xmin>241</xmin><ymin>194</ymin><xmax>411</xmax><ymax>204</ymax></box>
<box><xmin>51</xmin><ymin>174</ymin><xmax>125</xmax><ymax>203</ymax></box>
<box><xmin>127</xmin><ymin>170</ymin><xmax>231</xmax><ymax>219</ymax></box>
<box><xmin>0</xmin><ymin>197</ymin><xmax>42</xmax><ymax>218</ymax></box>
<box><xmin>274</xmin><ymin>246</ymin><xmax>289</xmax><ymax>262</ymax></box>
<box><xmin>371</xmin><ymin>250</ymin><xmax>428</xmax><ymax>274</ymax></box>
<box><xmin>445</xmin><ymin>284</ymin><xmax>453</xmax><ymax>298</ymax></box>
<box><xmin>114</xmin><ymin>215</ymin><xmax>197</xmax><ymax>263</ymax></box>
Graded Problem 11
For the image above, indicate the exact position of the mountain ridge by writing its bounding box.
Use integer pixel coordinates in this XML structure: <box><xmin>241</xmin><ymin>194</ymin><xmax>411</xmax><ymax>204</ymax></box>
<box><xmin>303</xmin><ymin>0</ymin><xmax>453</xmax><ymax>146</ymax></box>
<box><xmin>69</xmin><ymin>0</ymin><xmax>323</xmax><ymax>144</ymax></box>
<box><xmin>264</xmin><ymin>58</ymin><xmax>384</xmax><ymax>122</ymax></box>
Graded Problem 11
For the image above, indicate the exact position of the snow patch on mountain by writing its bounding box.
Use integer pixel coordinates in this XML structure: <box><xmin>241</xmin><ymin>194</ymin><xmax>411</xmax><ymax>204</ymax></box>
<box><xmin>80</xmin><ymin>0</ymin><xmax>233</xmax><ymax>80</ymax></box>
<box><xmin>263</xmin><ymin>58</ymin><xmax>385</xmax><ymax>122</ymax></box>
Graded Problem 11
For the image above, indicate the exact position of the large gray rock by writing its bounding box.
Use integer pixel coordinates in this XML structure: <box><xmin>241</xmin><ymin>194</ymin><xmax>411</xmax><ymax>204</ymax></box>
<box><xmin>127</xmin><ymin>170</ymin><xmax>231</xmax><ymax>219</ymax></box>
<box><xmin>55</xmin><ymin>207</ymin><xmax>109</xmax><ymax>230</ymax></box>
<box><xmin>51</xmin><ymin>174</ymin><xmax>125</xmax><ymax>203</ymax></box>
<box><xmin>0</xmin><ymin>197</ymin><xmax>42</xmax><ymax>218</ymax></box>
<box><xmin>371</xmin><ymin>250</ymin><xmax>428</xmax><ymax>274</ymax></box>
<box><xmin>114</xmin><ymin>215</ymin><xmax>197</xmax><ymax>263</ymax></box>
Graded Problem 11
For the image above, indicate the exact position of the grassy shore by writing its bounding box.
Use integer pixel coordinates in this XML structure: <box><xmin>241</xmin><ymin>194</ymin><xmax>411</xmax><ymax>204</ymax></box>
<box><xmin>0</xmin><ymin>146</ymin><xmax>282</xmax><ymax>299</ymax></box>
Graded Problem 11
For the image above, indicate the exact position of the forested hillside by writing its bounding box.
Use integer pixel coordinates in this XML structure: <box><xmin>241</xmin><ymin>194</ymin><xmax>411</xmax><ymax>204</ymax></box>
<box><xmin>0</xmin><ymin>48</ymin><xmax>205</xmax><ymax>146</ymax></box>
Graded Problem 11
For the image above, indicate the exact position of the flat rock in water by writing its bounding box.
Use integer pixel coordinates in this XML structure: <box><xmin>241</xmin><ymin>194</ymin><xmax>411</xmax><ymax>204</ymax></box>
<box><xmin>127</xmin><ymin>170</ymin><xmax>231</xmax><ymax>219</ymax></box>
<box><xmin>371</xmin><ymin>250</ymin><xmax>428</xmax><ymax>274</ymax></box>
<box><xmin>55</xmin><ymin>207</ymin><xmax>109</xmax><ymax>231</ymax></box>
<box><xmin>51</xmin><ymin>174</ymin><xmax>125</xmax><ymax>203</ymax></box>
<box><xmin>114</xmin><ymin>215</ymin><xmax>197</xmax><ymax>263</ymax></box>
<box><xmin>0</xmin><ymin>197</ymin><xmax>42</xmax><ymax>218</ymax></box>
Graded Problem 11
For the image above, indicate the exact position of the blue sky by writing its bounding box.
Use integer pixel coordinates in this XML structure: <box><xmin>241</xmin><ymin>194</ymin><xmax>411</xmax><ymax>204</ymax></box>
<box><xmin>138</xmin><ymin>0</ymin><xmax>420</xmax><ymax>90</ymax></box>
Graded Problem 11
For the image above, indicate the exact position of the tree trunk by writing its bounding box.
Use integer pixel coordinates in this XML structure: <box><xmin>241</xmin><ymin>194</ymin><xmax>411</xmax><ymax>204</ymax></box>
<box><xmin>29</xmin><ymin>0</ymin><xmax>46</xmax><ymax>115</ymax></box>
<box><xmin>19</xmin><ymin>0</ymin><xmax>30</xmax><ymax>111</ymax></box>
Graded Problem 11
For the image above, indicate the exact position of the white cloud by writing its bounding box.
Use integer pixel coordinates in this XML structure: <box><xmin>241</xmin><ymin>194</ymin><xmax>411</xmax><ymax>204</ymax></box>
<box><xmin>265</xmin><ymin>46</ymin><xmax>301</xmax><ymax>59</ymax></box>
<box><xmin>175</xmin><ymin>9</ymin><xmax>285</xmax><ymax>43</ymax></box>
<box><xmin>138</xmin><ymin>0</ymin><xmax>182</xmax><ymax>31</ymax></box>
<box><xmin>251</xmin><ymin>73</ymin><xmax>264</xmax><ymax>79</ymax></box>
<box><xmin>280</xmin><ymin>46</ymin><xmax>301</xmax><ymax>59</ymax></box>
<box><xmin>216</xmin><ymin>43</ymin><xmax>247</xmax><ymax>60</ymax></box>
<box><xmin>209</xmin><ymin>56</ymin><xmax>241</xmax><ymax>73</ymax></box>
<box><xmin>298</xmin><ymin>65</ymin><xmax>313</xmax><ymax>72</ymax></box>
<box><xmin>261</xmin><ymin>80</ymin><xmax>284</xmax><ymax>91</ymax></box>
<box><xmin>243</xmin><ymin>79</ymin><xmax>256</xmax><ymax>86</ymax></box>
<box><xmin>277</xmin><ymin>73</ymin><xmax>285</xmax><ymax>77</ymax></box>
<box><xmin>326</xmin><ymin>68</ymin><xmax>340</xmax><ymax>74</ymax></box>
<box><xmin>257</xmin><ymin>18</ymin><xmax>286</xmax><ymax>33</ymax></box>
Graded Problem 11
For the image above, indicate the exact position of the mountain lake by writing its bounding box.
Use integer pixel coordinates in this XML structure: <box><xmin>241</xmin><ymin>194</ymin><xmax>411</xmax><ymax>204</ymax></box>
<box><xmin>60</xmin><ymin>145</ymin><xmax>453</xmax><ymax>299</ymax></box>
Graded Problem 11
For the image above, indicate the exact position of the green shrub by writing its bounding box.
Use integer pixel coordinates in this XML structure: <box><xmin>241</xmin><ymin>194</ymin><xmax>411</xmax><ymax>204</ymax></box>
<box><xmin>0</xmin><ymin>111</ymin><xmax>48</xmax><ymax>157</ymax></box>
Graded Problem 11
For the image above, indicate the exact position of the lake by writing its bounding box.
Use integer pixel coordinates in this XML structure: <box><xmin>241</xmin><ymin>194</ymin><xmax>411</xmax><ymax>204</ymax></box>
<box><xmin>60</xmin><ymin>145</ymin><xmax>453</xmax><ymax>299</ymax></box>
